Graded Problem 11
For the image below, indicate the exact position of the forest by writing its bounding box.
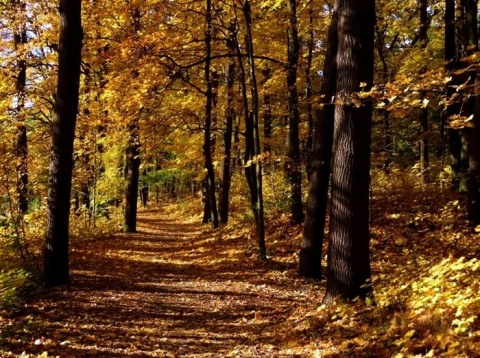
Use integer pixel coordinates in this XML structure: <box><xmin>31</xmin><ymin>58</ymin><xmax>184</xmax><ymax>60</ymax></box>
<box><xmin>1</xmin><ymin>0</ymin><xmax>480</xmax><ymax>356</ymax></box>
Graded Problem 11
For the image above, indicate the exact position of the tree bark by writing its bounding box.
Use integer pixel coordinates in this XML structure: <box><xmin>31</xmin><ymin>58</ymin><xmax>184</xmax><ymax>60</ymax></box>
<box><xmin>203</xmin><ymin>0</ymin><xmax>219</xmax><ymax>228</ymax></box>
<box><xmin>419</xmin><ymin>0</ymin><xmax>429</xmax><ymax>184</ymax></box>
<box><xmin>286</xmin><ymin>0</ymin><xmax>303</xmax><ymax>224</ymax></box>
<box><xmin>466</xmin><ymin>0</ymin><xmax>479</xmax><ymax>224</ymax></box>
<box><xmin>218</xmin><ymin>22</ymin><xmax>236</xmax><ymax>224</ymax></box>
<box><xmin>299</xmin><ymin>4</ymin><xmax>338</xmax><ymax>279</ymax></box>
<box><xmin>13</xmin><ymin>0</ymin><xmax>28</xmax><ymax>214</ymax></box>
<box><xmin>44</xmin><ymin>0</ymin><xmax>82</xmax><ymax>286</ymax></box>
<box><xmin>237</xmin><ymin>1</ymin><xmax>266</xmax><ymax>258</ymax></box>
<box><xmin>305</xmin><ymin>0</ymin><xmax>314</xmax><ymax>177</ymax></box>
<box><xmin>323</xmin><ymin>0</ymin><xmax>374</xmax><ymax>303</ymax></box>
<box><xmin>124</xmin><ymin>119</ymin><xmax>140</xmax><ymax>232</ymax></box>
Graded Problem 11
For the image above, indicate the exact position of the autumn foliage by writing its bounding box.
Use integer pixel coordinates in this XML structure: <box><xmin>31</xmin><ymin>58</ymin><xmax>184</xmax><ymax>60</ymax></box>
<box><xmin>1</xmin><ymin>0</ymin><xmax>480</xmax><ymax>356</ymax></box>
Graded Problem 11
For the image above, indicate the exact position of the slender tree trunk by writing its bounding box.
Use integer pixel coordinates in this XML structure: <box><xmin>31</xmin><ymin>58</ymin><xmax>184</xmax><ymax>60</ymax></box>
<box><xmin>44</xmin><ymin>0</ymin><xmax>82</xmax><ymax>286</ymax></box>
<box><xmin>262</xmin><ymin>66</ymin><xmax>273</xmax><ymax>154</ymax></box>
<box><xmin>299</xmin><ymin>4</ymin><xmax>338</xmax><ymax>279</ymax></box>
<box><xmin>13</xmin><ymin>0</ymin><xmax>28</xmax><ymax>214</ymax></box>
<box><xmin>324</xmin><ymin>0</ymin><xmax>374</xmax><ymax>303</ymax></box>
<box><xmin>305</xmin><ymin>0</ymin><xmax>314</xmax><ymax>177</ymax></box>
<box><xmin>218</xmin><ymin>22</ymin><xmax>236</xmax><ymax>224</ymax></box>
<box><xmin>124</xmin><ymin>118</ymin><xmax>140</xmax><ymax>232</ymax></box>
<box><xmin>419</xmin><ymin>0</ymin><xmax>429</xmax><ymax>184</ymax></box>
<box><xmin>203</xmin><ymin>0</ymin><xmax>219</xmax><ymax>228</ymax></box>
<box><xmin>236</xmin><ymin>1</ymin><xmax>266</xmax><ymax>258</ymax></box>
<box><xmin>375</xmin><ymin>24</ymin><xmax>394</xmax><ymax>172</ymax></box>
<box><xmin>286</xmin><ymin>0</ymin><xmax>303</xmax><ymax>224</ymax></box>
<box><xmin>469</xmin><ymin>78</ymin><xmax>480</xmax><ymax>224</ymax></box>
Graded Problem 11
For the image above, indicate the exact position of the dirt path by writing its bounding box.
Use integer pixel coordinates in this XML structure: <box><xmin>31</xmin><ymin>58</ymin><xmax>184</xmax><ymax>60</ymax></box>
<box><xmin>1</xmin><ymin>209</ymin><xmax>322</xmax><ymax>357</ymax></box>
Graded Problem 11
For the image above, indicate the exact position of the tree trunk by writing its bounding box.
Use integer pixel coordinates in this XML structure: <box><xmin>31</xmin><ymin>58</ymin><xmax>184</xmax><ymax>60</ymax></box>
<box><xmin>44</xmin><ymin>0</ymin><xmax>82</xmax><ymax>286</ymax></box>
<box><xmin>286</xmin><ymin>0</ymin><xmax>303</xmax><ymax>224</ymax></box>
<box><xmin>124</xmin><ymin>119</ymin><xmax>140</xmax><ymax>232</ymax></box>
<box><xmin>13</xmin><ymin>0</ymin><xmax>28</xmax><ymax>214</ymax></box>
<box><xmin>237</xmin><ymin>1</ymin><xmax>266</xmax><ymax>258</ymax></box>
<box><xmin>203</xmin><ymin>0</ymin><xmax>219</xmax><ymax>228</ymax></box>
<box><xmin>468</xmin><ymin>90</ymin><xmax>480</xmax><ymax>224</ymax></box>
<box><xmin>447</xmin><ymin>0</ymin><xmax>477</xmax><ymax>190</ymax></box>
<box><xmin>218</xmin><ymin>22</ymin><xmax>236</xmax><ymax>224</ymax></box>
<box><xmin>466</xmin><ymin>0</ymin><xmax>479</xmax><ymax>224</ymax></box>
<box><xmin>323</xmin><ymin>0</ymin><xmax>374</xmax><ymax>303</ymax></box>
<box><xmin>419</xmin><ymin>0</ymin><xmax>429</xmax><ymax>184</ymax></box>
<box><xmin>305</xmin><ymin>0</ymin><xmax>314</xmax><ymax>177</ymax></box>
<box><xmin>262</xmin><ymin>66</ymin><xmax>272</xmax><ymax>154</ymax></box>
<box><xmin>299</xmin><ymin>4</ymin><xmax>338</xmax><ymax>279</ymax></box>
<box><xmin>124</xmin><ymin>7</ymin><xmax>142</xmax><ymax>233</ymax></box>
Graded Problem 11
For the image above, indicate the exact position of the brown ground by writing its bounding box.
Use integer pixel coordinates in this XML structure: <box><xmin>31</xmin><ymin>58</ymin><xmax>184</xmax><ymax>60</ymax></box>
<box><xmin>0</xmin><ymin>208</ymin><xmax>323</xmax><ymax>357</ymax></box>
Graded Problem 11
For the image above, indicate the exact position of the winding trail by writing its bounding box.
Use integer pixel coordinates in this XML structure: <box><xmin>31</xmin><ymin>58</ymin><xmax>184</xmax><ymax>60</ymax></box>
<box><xmin>2</xmin><ymin>208</ymin><xmax>321</xmax><ymax>357</ymax></box>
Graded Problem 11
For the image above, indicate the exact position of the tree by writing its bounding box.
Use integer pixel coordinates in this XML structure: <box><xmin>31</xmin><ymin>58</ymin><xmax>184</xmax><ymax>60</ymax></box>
<box><xmin>124</xmin><ymin>7</ymin><xmax>142</xmax><ymax>233</ymax></box>
<box><xmin>218</xmin><ymin>21</ymin><xmax>236</xmax><ymax>225</ymax></box>
<box><xmin>323</xmin><ymin>0</ymin><xmax>374</xmax><ymax>303</ymax></box>
<box><xmin>44</xmin><ymin>0</ymin><xmax>82</xmax><ymax>286</ymax></box>
<box><xmin>299</xmin><ymin>2</ymin><xmax>338</xmax><ymax>279</ymax></box>
<box><xmin>202</xmin><ymin>0</ymin><xmax>219</xmax><ymax>228</ymax></box>
<box><xmin>286</xmin><ymin>0</ymin><xmax>303</xmax><ymax>224</ymax></box>
<box><xmin>236</xmin><ymin>1</ymin><xmax>266</xmax><ymax>258</ymax></box>
<box><xmin>124</xmin><ymin>116</ymin><xmax>140</xmax><ymax>232</ymax></box>
<box><xmin>466</xmin><ymin>0</ymin><xmax>479</xmax><ymax>224</ymax></box>
<box><xmin>12</xmin><ymin>0</ymin><xmax>29</xmax><ymax>214</ymax></box>
<box><xmin>418</xmin><ymin>0</ymin><xmax>429</xmax><ymax>184</ymax></box>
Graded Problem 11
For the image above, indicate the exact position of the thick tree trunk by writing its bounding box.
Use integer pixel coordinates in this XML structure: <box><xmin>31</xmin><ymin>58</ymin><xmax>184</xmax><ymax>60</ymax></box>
<box><xmin>44</xmin><ymin>0</ymin><xmax>82</xmax><ymax>286</ymax></box>
<box><xmin>286</xmin><ymin>0</ymin><xmax>303</xmax><ymax>224</ymax></box>
<box><xmin>466</xmin><ymin>0</ymin><xmax>479</xmax><ymax>224</ymax></box>
<box><xmin>323</xmin><ymin>0</ymin><xmax>374</xmax><ymax>303</ymax></box>
<box><xmin>218</xmin><ymin>23</ymin><xmax>236</xmax><ymax>224</ymax></box>
<box><xmin>299</xmin><ymin>4</ymin><xmax>338</xmax><ymax>279</ymax></box>
<box><xmin>447</xmin><ymin>0</ymin><xmax>477</xmax><ymax>190</ymax></box>
<box><xmin>124</xmin><ymin>119</ymin><xmax>140</xmax><ymax>232</ymax></box>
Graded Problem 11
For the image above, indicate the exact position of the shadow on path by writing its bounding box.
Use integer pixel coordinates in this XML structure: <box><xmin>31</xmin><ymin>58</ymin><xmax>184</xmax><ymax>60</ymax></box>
<box><xmin>1</xmin><ymin>208</ymin><xmax>319</xmax><ymax>357</ymax></box>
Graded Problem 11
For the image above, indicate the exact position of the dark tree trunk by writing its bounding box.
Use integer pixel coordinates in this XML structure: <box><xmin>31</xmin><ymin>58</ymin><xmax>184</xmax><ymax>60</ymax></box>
<box><xmin>419</xmin><ymin>0</ymin><xmax>429</xmax><ymax>184</ymax></box>
<box><xmin>466</xmin><ymin>0</ymin><xmax>479</xmax><ymax>224</ymax></box>
<box><xmin>447</xmin><ymin>0</ymin><xmax>477</xmax><ymax>190</ymax></box>
<box><xmin>236</xmin><ymin>1</ymin><xmax>266</xmax><ymax>258</ymax></box>
<box><xmin>218</xmin><ymin>22</ymin><xmax>236</xmax><ymax>224</ymax></box>
<box><xmin>44</xmin><ymin>0</ymin><xmax>82</xmax><ymax>286</ymax></box>
<box><xmin>286</xmin><ymin>0</ymin><xmax>303</xmax><ymax>224</ymax></box>
<box><xmin>203</xmin><ymin>0</ymin><xmax>219</xmax><ymax>228</ymax></box>
<box><xmin>124</xmin><ymin>7</ymin><xmax>142</xmax><ymax>233</ymax></box>
<box><xmin>469</xmin><ymin>84</ymin><xmax>480</xmax><ymax>224</ymax></box>
<box><xmin>323</xmin><ymin>0</ymin><xmax>374</xmax><ymax>303</ymax></box>
<box><xmin>13</xmin><ymin>0</ymin><xmax>28</xmax><ymax>214</ymax></box>
<box><xmin>262</xmin><ymin>66</ymin><xmax>272</xmax><ymax>154</ymax></box>
<box><xmin>124</xmin><ymin>119</ymin><xmax>140</xmax><ymax>232</ymax></box>
<box><xmin>299</xmin><ymin>4</ymin><xmax>338</xmax><ymax>279</ymax></box>
<box><xmin>244</xmin><ymin>0</ymin><xmax>266</xmax><ymax>258</ymax></box>
<box><xmin>375</xmin><ymin>22</ymin><xmax>394</xmax><ymax>172</ymax></box>
<box><xmin>305</xmin><ymin>0</ymin><xmax>314</xmax><ymax>177</ymax></box>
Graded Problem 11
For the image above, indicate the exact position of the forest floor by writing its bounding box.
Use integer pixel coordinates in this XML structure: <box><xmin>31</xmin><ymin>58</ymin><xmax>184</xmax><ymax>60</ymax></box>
<box><xmin>0</xmin><ymin>207</ymin><xmax>324</xmax><ymax>357</ymax></box>
<box><xmin>1</xmin><ymin>176</ymin><xmax>480</xmax><ymax>357</ymax></box>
